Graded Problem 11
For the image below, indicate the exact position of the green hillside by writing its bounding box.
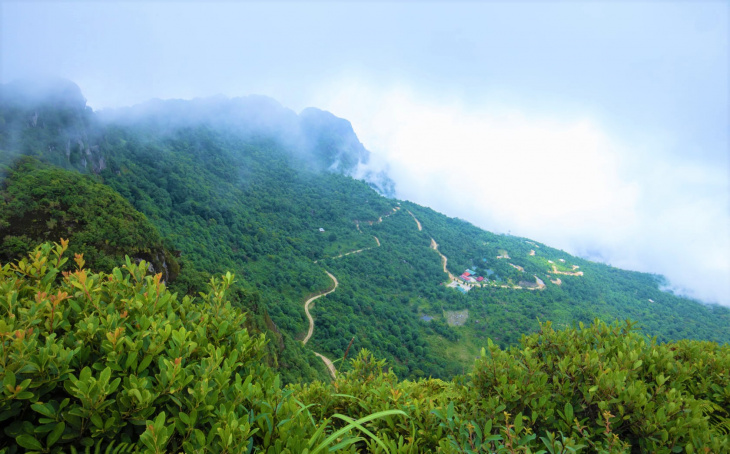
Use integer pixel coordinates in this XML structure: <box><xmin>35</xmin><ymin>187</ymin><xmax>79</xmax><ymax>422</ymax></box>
<box><xmin>1</xmin><ymin>79</ymin><xmax>728</xmax><ymax>389</ymax></box>
<box><xmin>1</xmin><ymin>242</ymin><xmax>727</xmax><ymax>452</ymax></box>
<box><xmin>0</xmin><ymin>158</ymin><xmax>178</xmax><ymax>279</ymax></box>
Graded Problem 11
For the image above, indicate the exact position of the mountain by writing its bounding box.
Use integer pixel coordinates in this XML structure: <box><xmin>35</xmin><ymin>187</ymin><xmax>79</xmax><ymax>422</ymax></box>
<box><xmin>1</xmin><ymin>78</ymin><xmax>729</xmax><ymax>452</ymax></box>
<box><xmin>1</xmin><ymin>79</ymin><xmax>728</xmax><ymax>385</ymax></box>
<box><xmin>96</xmin><ymin>93</ymin><xmax>394</xmax><ymax>195</ymax></box>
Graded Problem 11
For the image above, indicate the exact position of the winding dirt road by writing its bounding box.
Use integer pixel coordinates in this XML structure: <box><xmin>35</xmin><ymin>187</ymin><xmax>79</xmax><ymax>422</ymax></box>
<box><xmin>333</xmin><ymin>249</ymin><xmax>367</xmax><ymax>259</ymax></box>
<box><xmin>300</xmin><ymin>206</ymin><xmax>399</xmax><ymax>379</ymax></box>
<box><xmin>430</xmin><ymin>238</ymin><xmax>456</xmax><ymax>281</ymax></box>
<box><xmin>407</xmin><ymin>210</ymin><xmax>423</xmax><ymax>231</ymax></box>
<box><xmin>314</xmin><ymin>352</ymin><xmax>336</xmax><ymax>379</ymax></box>
<box><xmin>331</xmin><ymin>235</ymin><xmax>380</xmax><ymax>259</ymax></box>
<box><xmin>551</xmin><ymin>264</ymin><xmax>584</xmax><ymax>276</ymax></box>
<box><xmin>302</xmin><ymin>271</ymin><xmax>339</xmax><ymax>379</ymax></box>
<box><xmin>303</xmin><ymin>271</ymin><xmax>338</xmax><ymax>345</ymax></box>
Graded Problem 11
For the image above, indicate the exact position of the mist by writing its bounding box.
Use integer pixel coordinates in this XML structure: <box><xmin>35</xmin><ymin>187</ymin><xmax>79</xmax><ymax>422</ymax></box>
<box><xmin>318</xmin><ymin>83</ymin><xmax>730</xmax><ymax>306</ymax></box>
<box><xmin>96</xmin><ymin>94</ymin><xmax>389</xmax><ymax>193</ymax></box>
<box><xmin>2</xmin><ymin>1</ymin><xmax>728</xmax><ymax>305</ymax></box>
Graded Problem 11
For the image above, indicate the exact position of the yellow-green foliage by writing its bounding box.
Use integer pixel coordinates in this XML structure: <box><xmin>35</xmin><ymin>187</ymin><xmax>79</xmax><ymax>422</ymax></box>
<box><xmin>1</xmin><ymin>241</ymin><xmax>728</xmax><ymax>453</ymax></box>
<box><xmin>0</xmin><ymin>241</ymin><xmax>370</xmax><ymax>453</ymax></box>
<box><xmin>296</xmin><ymin>326</ymin><xmax>730</xmax><ymax>453</ymax></box>
<box><xmin>465</xmin><ymin>321</ymin><xmax>730</xmax><ymax>453</ymax></box>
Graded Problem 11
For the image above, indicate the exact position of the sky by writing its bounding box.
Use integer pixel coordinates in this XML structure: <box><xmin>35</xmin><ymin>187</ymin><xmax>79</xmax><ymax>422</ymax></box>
<box><xmin>2</xmin><ymin>1</ymin><xmax>729</xmax><ymax>305</ymax></box>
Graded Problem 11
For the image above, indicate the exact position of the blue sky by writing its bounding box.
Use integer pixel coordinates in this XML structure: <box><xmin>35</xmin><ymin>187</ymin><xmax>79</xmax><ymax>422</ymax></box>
<box><xmin>2</xmin><ymin>1</ymin><xmax>729</xmax><ymax>304</ymax></box>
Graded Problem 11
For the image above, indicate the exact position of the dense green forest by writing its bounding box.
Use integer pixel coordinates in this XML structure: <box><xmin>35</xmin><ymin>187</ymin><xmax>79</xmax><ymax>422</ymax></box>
<box><xmin>1</xmin><ymin>79</ymin><xmax>728</xmax><ymax>384</ymax></box>
<box><xmin>1</xmin><ymin>79</ymin><xmax>729</xmax><ymax>451</ymax></box>
<box><xmin>0</xmin><ymin>242</ymin><xmax>727</xmax><ymax>452</ymax></box>
<box><xmin>0</xmin><ymin>157</ymin><xmax>179</xmax><ymax>280</ymax></box>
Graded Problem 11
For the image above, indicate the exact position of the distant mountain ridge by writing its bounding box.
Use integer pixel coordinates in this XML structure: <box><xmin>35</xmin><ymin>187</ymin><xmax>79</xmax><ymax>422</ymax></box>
<box><xmin>1</xmin><ymin>77</ymin><xmax>88</xmax><ymax>110</ymax></box>
<box><xmin>96</xmin><ymin>89</ymin><xmax>394</xmax><ymax>195</ymax></box>
<box><xmin>1</xmin><ymin>78</ymin><xmax>394</xmax><ymax>195</ymax></box>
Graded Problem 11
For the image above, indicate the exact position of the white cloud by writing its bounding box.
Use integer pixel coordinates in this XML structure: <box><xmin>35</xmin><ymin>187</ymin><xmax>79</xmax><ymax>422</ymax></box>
<box><xmin>317</xmin><ymin>80</ymin><xmax>730</xmax><ymax>305</ymax></box>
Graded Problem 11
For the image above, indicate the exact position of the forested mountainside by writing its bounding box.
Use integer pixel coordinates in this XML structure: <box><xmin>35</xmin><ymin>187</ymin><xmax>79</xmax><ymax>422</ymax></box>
<box><xmin>2</xmin><ymin>244</ymin><xmax>729</xmax><ymax>452</ymax></box>
<box><xmin>0</xmin><ymin>158</ymin><xmax>179</xmax><ymax>281</ymax></box>
<box><xmin>1</xmin><ymin>79</ymin><xmax>728</xmax><ymax>387</ymax></box>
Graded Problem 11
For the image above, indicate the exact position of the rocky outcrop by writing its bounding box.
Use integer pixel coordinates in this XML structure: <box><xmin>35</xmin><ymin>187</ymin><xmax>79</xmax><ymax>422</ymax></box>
<box><xmin>298</xmin><ymin>107</ymin><xmax>371</xmax><ymax>173</ymax></box>
<box><xmin>0</xmin><ymin>77</ymin><xmax>108</xmax><ymax>175</ymax></box>
<box><xmin>134</xmin><ymin>249</ymin><xmax>180</xmax><ymax>283</ymax></box>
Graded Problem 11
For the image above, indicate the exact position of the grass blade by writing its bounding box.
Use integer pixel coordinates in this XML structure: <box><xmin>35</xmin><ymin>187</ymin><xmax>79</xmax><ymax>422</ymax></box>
<box><xmin>310</xmin><ymin>409</ymin><xmax>408</xmax><ymax>454</ymax></box>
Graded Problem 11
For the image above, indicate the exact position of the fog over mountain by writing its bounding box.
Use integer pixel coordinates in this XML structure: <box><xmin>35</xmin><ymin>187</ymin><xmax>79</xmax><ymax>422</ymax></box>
<box><xmin>319</xmin><ymin>83</ymin><xmax>730</xmax><ymax>306</ymax></box>
<box><xmin>2</xmin><ymin>1</ymin><xmax>727</xmax><ymax>305</ymax></box>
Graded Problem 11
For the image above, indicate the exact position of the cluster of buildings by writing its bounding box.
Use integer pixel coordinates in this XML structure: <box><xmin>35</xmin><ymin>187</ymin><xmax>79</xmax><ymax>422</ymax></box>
<box><xmin>459</xmin><ymin>269</ymin><xmax>485</xmax><ymax>283</ymax></box>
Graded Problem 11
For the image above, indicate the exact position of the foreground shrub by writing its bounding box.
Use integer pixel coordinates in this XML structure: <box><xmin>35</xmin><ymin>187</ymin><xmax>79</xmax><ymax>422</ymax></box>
<box><xmin>0</xmin><ymin>239</ymin><xmax>277</xmax><ymax>452</ymax></box>
<box><xmin>295</xmin><ymin>323</ymin><xmax>729</xmax><ymax>453</ymax></box>
<box><xmin>465</xmin><ymin>320</ymin><xmax>730</xmax><ymax>453</ymax></box>
<box><xmin>2</xmin><ymin>241</ymin><xmax>728</xmax><ymax>453</ymax></box>
<box><xmin>0</xmin><ymin>241</ymin><xmax>392</xmax><ymax>453</ymax></box>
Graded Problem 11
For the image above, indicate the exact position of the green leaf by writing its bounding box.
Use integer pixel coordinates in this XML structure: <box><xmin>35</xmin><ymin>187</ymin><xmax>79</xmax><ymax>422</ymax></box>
<box><xmin>327</xmin><ymin>436</ymin><xmax>365</xmax><ymax>452</ymax></box>
<box><xmin>100</xmin><ymin>366</ymin><xmax>111</xmax><ymax>386</ymax></box>
<box><xmin>138</xmin><ymin>355</ymin><xmax>154</xmax><ymax>373</ymax></box>
<box><xmin>16</xmin><ymin>434</ymin><xmax>43</xmax><ymax>451</ymax></box>
<box><xmin>307</xmin><ymin>420</ymin><xmax>331</xmax><ymax>450</ymax></box>
<box><xmin>69</xmin><ymin>300</ymin><xmax>82</xmax><ymax>312</ymax></box>
<box><xmin>47</xmin><ymin>422</ymin><xmax>65</xmax><ymax>447</ymax></box>
<box><xmin>564</xmin><ymin>402</ymin><xmax>573</xmax><ymax>423</ymax></box>
<box><xmin>91</xmin><ymin>413</ymin><xmax>104</xmax><ymax>428</ymax></box>
<box><xmin>31</xmin><ymin>403</ymin><xmax>56</xmax><ymax>418</ymax></box>
<box><xmin>3</xmin><ymin>370</ymin><xmax>16</xmax><ymax>390</ymax></box>
<box><xmin>80</xmin><ymin>367</ymin><xmax>92</xmax><ymax>382</ymax></box>
<box><xmin>514</xmin><ymin>412</ymin><xmax>523</xmax><ymax>435</ymax></box>
<box><xmin>194</xmin><ymin>429</ymin><xmax>205</xmax><ymax>447</ymax></box>
<box><xmin>17</xmin><ymin>391</ymin><xmax>35</xmax><ymax>400</ymax></box>
<box><xmin>311</xmin><ymin>410</ymin><xmax>407</xmax><ymax>454</ymax></box>
<box><xmin>484</xmin><ymin>419</ymin><xmax>492</xmax><ymax>435</ymax></box>
<box><xmin>125</xmin><ymin>351</ymin><xmax>138</xmax><ymax>370</ymax></box>
<box><xmin>179</xmin><ymin>412</ymin><xmax>190</xmax><ymax>425</ymax></box>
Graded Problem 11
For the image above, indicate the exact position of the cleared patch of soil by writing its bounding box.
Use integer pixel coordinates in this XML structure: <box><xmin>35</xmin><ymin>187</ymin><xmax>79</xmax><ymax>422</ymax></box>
<box><xmin>444</xmin><ymin>309</ymin><xmax>469</xmax><ymax>327</ymax></box>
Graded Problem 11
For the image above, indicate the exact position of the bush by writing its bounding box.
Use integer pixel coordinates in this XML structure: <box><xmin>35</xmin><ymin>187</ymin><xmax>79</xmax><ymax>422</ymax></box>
<box><xmin>466</xmin><ymin>320</ymin><xmax>730</xmax><ymax>453</ymax></box>
<box><xmin>2</xmin><ymin>241</ymin><xmax>728</xmax><ymax>453</ymax></box>
<box><xmin>0</xmin><ymin>241</ymin><xmax>331</xmax><ymax>452</ymax></box>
